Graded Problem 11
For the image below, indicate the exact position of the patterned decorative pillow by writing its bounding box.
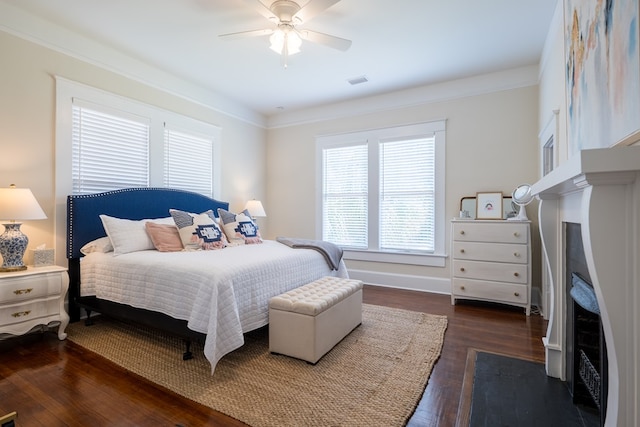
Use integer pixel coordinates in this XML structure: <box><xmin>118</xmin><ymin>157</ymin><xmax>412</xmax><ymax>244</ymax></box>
<box><xmin>217</xmin><ymin>208</ymin><xmax>263</xmax><ymax>245</ymax></box>
<box><xmin>169</xmin><ymin>209</ymin><xmax>228</xmax><ymax>250</ymax></box>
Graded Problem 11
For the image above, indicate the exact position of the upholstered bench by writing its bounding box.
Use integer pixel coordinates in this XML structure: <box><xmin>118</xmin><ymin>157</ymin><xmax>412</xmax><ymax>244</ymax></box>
<box><xmin>269</xmin><ymin>276</ymin><xmax>363</xmax><ymax>364</ymax></box>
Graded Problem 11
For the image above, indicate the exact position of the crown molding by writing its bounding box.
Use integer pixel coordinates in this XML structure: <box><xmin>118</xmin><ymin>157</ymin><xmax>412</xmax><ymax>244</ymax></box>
<box><xmin>0</xmin><ymin>2</ymin><xmax>267</xmax><ymax>128</ymax></box>
<box><xmin>267</xmin><ymin>65</ymin><xmax>540</xmax><ymax>129</ymax></box>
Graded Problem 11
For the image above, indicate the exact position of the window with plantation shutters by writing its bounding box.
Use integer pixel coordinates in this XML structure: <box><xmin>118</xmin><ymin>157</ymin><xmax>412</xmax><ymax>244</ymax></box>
<box><xmin>72</xmin><ymin>101</ymin><xmax>150</xmax><ymax>194</ymax></box>
<box><xmin>317</xmin><ymin>121</ymin><xmax>445</xmax><ymax>263</ymax></box>
<box><xmin>164</xmin><ymin>125</ymin><xmax>214</xmax><ymax>198</ymax></box>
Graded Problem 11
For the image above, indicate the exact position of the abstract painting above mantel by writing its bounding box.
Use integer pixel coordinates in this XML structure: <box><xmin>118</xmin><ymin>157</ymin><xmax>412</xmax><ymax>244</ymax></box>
<box><xmin>564</xmin><ymin>0</ymin><xmax>640</xmax><ymax>155</ymax></box>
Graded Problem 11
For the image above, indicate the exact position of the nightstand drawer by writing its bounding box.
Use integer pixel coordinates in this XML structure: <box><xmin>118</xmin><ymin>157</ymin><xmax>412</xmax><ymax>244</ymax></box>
<box><xmin>452</xmin><ymin>222</ymin><xmax>528</xmax><ymax>244</ymax></box>
<box><xmin>452</xmin><ymin>278</ymin><xmax>528</xmax><ymax>304</ymax></box>
<box><xmin>452</xmin><ymin>259</ymin><xmax>528</xmax><ymax>284</ymax></box>
<box><xmin>452</xmin><ymin>241</ymin><xmax>528</xmax><ymax>264</ymax></box>
<box><xmin>0</xmin><ymin>273</ymin><xmax>62</xmax><ymax>304</ymax></box>
<box><xmin>0</xmin><ymin>298</ymin><xmax>61</xmax><ymax>326</ymax></box>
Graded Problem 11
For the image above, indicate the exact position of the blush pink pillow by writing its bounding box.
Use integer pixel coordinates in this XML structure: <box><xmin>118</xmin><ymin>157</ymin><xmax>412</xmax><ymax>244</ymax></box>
<box><xmin>145</xmin><ymin>222</ymin><xmax>184</xmax><ymax>252</ymax></box>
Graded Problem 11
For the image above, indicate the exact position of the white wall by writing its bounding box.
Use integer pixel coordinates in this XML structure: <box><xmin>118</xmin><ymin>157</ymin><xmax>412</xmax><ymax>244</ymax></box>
<box><xmin>0</xmin><ymin>31</ymin><xmax>267</xmax><ymax>265</ymax></box>
<box><xmin>538</xmin><ymin>0</ymin><xmax>568</xmax><ymax>167</ymax></box>
<box><xmin>266</xmin><ymin>74</ymin><xmax>541</xmax><ymax>293</ymax></box>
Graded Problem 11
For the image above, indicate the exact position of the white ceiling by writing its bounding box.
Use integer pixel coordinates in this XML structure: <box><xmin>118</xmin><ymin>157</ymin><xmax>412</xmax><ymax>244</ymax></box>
<box><xmin>1</xmin><ymin>0</ymin><xmax>558</xmax><ymax>118</ymax></box>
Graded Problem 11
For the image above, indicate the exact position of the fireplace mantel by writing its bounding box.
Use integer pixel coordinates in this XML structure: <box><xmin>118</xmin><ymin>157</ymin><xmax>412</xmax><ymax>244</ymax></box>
<box><xmin>531</xmin><ymin>147</ymin><xmax>640</xmax><ymax>427</ymax></box>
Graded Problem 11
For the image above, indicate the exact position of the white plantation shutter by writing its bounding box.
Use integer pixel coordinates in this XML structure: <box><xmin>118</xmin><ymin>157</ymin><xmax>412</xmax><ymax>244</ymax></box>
<box><xmin>322</xmin><ymin>143</ymin><xmax>368</xmax><ymax>248</ymax></box>
<box><xmin>164</xmin><ymin>125</ymin><xmax>214</xmax><ymax>197</ymax></box>
<box><xmin>71</xmin><ymin>101</ymin><xmax>149</xmax><ymax>194</ymax></box>
<box><xmin>380</xmin><ymin>137</ymin><xmax>435</xmax><ymax>252</ymax></box>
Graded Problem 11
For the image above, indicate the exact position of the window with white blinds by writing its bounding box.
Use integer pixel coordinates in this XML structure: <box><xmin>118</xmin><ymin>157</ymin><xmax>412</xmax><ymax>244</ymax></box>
<box><xmin>379</xmin><ymin>137</ymin><xmax>435</xmax><ymax>252</ymax></box>
<box><xmin>164</xmin><ymin>125</ymin><xmax>214</xmax><ymax>198</ymax></box>
<box><xmin>322</xmin><ymin>143</ymin><xmax>368</xmax><ymax>249</ymax></box>
<box><xmin>62</xmin><ymin>79</ymin><xmax>221</xmax><ymax>198</ymax></box>
<box><xmin>72</xmin><ymin>101</ymin><xmax>150</xmax><ymax>194</ymax></box>
<box><xmin>317</xmin><ymin>121</ymin><xmax>445</xmax><ymax>260</ymax></box>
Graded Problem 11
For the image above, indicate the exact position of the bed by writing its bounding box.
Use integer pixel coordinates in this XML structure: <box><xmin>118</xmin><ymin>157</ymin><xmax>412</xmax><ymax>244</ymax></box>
<box><xmin>66</xmin><ymin>188</ymin><xmax>347</xmax><ymax>372</ymax></box>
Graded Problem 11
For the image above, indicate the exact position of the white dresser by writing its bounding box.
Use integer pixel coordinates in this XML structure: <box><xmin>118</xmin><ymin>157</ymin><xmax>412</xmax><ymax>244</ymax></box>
<box><xmin>0</xmin><ymin>265</ymin><xmax>69</xmax><ymax>339</ymax></box>
<box><xmin>450</xmin><ymin>219</ymin><xmax>531</xmax><ymax>315</ymax></box>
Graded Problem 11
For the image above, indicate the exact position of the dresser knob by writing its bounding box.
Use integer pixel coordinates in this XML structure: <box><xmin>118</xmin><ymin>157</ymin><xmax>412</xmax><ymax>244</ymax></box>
<box><xmin>514</xmin><ymin>272</ymin><xmax>520</xmax><ymax>277</ymax></box>
<box><xmin>460</xmin><ymin>286</ymin><xmax>465</xmax><ymax>291</ymax></box>
<box><xmin>513</xmin><ymin>252</ymin><xmax>520</xmax><ymax>257</ymax></box>
<box><xmin>460</xmin><ymin>230</ymin><xmax>465</xmax><ymax>235</ymax></box>
<box><xmin>460</xmin><ymin>249</ymin><xmax>465</xmax><ymax>253</ymax></box>
<box><xmin>514</xmin><ymin>292</ymin><xmax>520</xmax><ymax>297</ymax></box>
<box><xmin>513</xmin><ymin>232</ymin><xmax>520</xmax><ymax>237</ymax></box>
<box><xmin>13</xmin><ymin>288</ymin><xmax>34</xmax><ymax>295</ymax></box>
<box><xmin>460</xmin><ymin>267</ymin><xmax>465</xmax><ymax>272</ymax></box>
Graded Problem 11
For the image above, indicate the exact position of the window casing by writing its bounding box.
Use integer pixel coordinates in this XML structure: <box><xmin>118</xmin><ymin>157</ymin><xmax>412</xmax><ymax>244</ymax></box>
<box><xmin>57</xmin><ymin>77</ymin><xmax>221</xmax><ymax>199</ymax></box>
<box><xmin>316</xmin><ymin>121</ymin><xmax>446</xmax><ymax>267</ymax></box>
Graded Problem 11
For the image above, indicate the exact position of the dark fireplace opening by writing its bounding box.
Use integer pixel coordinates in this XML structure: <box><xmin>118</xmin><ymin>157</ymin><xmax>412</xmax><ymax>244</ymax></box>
<box><xmin>565</xmin><ymin>222</ymin><xmax>607</xmax><ymax>426</ymax></box>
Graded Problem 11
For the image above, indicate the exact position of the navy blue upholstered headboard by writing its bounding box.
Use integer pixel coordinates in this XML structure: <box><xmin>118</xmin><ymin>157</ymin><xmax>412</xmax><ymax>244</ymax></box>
<box><xmin>66</xmin><ymin>188</ymin><xmax>229</xmax><ymax>259</ymax></box>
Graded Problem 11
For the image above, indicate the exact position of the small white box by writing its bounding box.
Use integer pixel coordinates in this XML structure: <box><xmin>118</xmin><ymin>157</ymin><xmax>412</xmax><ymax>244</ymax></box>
<box><xmin>32</xmin><ymin>248</ymin><xmax>55</xmax><ymax>267</ymax></box>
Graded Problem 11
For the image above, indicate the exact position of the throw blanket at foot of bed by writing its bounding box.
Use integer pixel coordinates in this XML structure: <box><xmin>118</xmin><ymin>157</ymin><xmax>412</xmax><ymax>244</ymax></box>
<box><xmin>276</xmin><ymin>237</ymin><xmax>343</xmax><ymax>270</ymax></box>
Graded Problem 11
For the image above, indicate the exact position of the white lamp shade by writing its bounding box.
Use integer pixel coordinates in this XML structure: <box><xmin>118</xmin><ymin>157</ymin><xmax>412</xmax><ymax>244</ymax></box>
<box><xmin>244</xmin><ymin>200</ymin><xmax>267</xmax><ymax>218</ymax></box>
<box><xmin>0</xmin><ymin>186</ymin><xmax>47</xmax><ymax>221</ymax></box>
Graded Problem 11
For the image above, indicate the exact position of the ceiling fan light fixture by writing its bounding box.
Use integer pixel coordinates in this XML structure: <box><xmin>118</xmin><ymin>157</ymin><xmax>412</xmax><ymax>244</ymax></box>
<box><xmin>269</xmin><ymin>28</ymin><xmax>302</xmax><ymax>55</ymax></box>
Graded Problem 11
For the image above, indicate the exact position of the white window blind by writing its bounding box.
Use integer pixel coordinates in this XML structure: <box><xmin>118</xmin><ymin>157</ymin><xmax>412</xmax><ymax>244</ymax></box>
<box><xmin>322</xmin><ymin>143</ymin><xmax>368</xmax><ymax>248</ymax></box>
<box><xmin>317</xmin><ymin>121</ymin><xmax>445</xmax><ymax>261</ymax></box>
<box><xmin>380</xmin><ymin>137</ymin><xmax>435</xmax><ymax>252</ymax></box>
<box><xmin>164</xmin><ymin>125</ymin><xmax>214</xmax><ymax>197</ymax></box>
<box><xmin>71</xmin><ymin>101</ymin><xmax>149</xmax><ymax>194</ymax></box>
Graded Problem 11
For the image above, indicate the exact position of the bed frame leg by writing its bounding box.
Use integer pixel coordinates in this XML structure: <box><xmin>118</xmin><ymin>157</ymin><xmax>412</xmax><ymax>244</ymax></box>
<box><xmin>183</xmin><ymin>339</ymin><xmax>193</xmax><ymax>360</ymax></box>
<box><xmin>84</xmin><ymin>309</ymin><xmax>95</xmax><ymax>326</ymax></box>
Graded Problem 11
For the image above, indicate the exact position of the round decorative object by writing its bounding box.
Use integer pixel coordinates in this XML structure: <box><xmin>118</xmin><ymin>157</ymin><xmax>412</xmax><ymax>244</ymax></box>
<box><xmin>510</xmin><ymin>184</ymin><xmax>533</xmax><ymax>221</ymax></box>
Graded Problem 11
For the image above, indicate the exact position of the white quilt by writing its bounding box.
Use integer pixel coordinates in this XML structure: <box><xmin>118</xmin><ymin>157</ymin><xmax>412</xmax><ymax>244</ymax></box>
<box><xmin>80</xmin><ymin>240</ymin><xmax>348</xmax><ymax>372</ymax></box>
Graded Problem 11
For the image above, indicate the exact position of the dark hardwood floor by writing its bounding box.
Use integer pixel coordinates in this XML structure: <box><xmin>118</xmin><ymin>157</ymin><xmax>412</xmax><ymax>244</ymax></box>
<box><xmin>0</xmin><ymin>285</ymin><xmax>546</xmax><ymax>426</ymax></box>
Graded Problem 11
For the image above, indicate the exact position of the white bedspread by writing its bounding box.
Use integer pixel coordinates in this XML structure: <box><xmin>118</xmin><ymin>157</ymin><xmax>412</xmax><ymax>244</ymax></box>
<box><xmin>80</xmin><ymin>240</ymin><xmax>348</xmax><ymax>372</ymax></box>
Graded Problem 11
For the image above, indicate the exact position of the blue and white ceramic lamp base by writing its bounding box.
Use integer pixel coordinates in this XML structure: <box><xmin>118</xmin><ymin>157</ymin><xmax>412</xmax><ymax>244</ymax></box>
<box><xmin>0</xmin><ymin>223</ymin><xmax>29</xmax><ymax>272</ymax></box>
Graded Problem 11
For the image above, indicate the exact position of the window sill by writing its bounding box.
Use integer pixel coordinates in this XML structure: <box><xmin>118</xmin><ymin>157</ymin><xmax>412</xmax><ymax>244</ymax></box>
<box><xmin>343</xmin><ymin>249</ymin><xmax>446</xmax><ymax>267</ymax></box>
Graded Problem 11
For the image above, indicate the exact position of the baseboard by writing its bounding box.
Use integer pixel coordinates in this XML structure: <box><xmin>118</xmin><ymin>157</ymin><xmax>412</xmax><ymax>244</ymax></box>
<box><xmin>347</xmin><ymin>269</ymin><xmax>450</xmax><ymax>295</ymax></box>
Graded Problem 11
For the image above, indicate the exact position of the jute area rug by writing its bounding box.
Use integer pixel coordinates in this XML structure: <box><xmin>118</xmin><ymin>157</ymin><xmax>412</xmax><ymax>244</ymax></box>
<box><xmin>67</xmin><ymin>304</ymin><xmax>447</xmax><ymax>427</ymax></box>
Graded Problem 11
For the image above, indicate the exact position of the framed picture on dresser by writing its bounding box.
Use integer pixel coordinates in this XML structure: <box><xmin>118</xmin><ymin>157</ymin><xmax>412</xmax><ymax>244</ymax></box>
<box><xmin>475</xmin><ymin>192</ymin><xmax>503</xmax><ymax>219</ymax></box>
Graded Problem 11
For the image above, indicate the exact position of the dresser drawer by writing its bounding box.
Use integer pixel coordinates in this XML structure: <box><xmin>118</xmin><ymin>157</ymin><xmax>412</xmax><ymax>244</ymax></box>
<box><xmin>452</xmin><ymin>259</ymin><xmax>528</xmax><ymax>284</ymax></box>
<box><xmin>452</xmin><ymin>241</ymin><xmax>528</xmax><ymax>264</ymax></box>
<box><xmin>0</xmin><ymin>273</ymin><xmax>62</xmax><ymax>304</ymax></box>
<box><xmin>452</xmin><ymin>222</ymin><xmax>528</xmax><ymax>244</ymax></box>
<box><xmin>0</xmin><ymin>298</ymin><xmax>61</xmax><ymax>326</ymax></box>
<box><xmin>452</xmin><ymin>278</ymin><xmax>528</xmax><ymax>304</ymax></box>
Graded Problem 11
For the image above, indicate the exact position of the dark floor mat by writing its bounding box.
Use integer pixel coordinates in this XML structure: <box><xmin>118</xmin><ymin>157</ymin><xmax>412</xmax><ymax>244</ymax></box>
<box><xmin>467</xmin><ymin>351</ymin><xmax>600</xmax><ymax>427</ymax></box>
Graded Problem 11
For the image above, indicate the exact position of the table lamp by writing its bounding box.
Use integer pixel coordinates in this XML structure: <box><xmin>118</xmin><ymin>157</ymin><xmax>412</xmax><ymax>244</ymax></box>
<box><xmin>0</xmin><ymin>185</ymin><xmax>47</xmax><ymax>272</ymax></box>
<box><xmin>244</xmin><ymin>199</ymin><xmax>266</xmax><ymax>220</ymax></box>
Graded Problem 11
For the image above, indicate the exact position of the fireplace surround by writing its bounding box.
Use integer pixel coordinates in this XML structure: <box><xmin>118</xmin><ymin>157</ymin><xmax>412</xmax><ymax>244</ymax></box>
<box><xmin>531</xmin><ymin>147</ymin><xmax>640</xmax><ymax>427</ymax></box>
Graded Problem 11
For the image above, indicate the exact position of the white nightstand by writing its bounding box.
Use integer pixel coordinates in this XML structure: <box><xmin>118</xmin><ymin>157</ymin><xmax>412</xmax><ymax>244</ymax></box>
<box><xmin>0</xmin><ymin>265</ymin><xmax>69</xmax><ymax>339</ymax></box>
<box><xmin>451</xmin><ymin>219</ymin><xmax>531</xmax><ymax>315</ymax></box>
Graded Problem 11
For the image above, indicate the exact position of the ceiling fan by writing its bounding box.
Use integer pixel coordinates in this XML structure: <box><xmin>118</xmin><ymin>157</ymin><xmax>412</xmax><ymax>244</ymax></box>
<box><xmin>219</xmin><ymin>0</ymin><xmax>352</xmax><ymax>67</ymax></box>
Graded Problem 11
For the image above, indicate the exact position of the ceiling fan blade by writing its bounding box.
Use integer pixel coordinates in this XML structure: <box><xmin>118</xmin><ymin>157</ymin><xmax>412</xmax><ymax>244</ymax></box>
<box><xmin>294</xmin><ymin>0</ymin><xmax>341</xmax><ymax>24</ymax></box>
<box><xmin>242</xmin><ymin>0</ymin><xmax>278</xmax><ymax>21</ymax></box>
<box><xmin>298</xmin><ymin>29</ymin><xmax>351</xmax><ymax>51</ymax></box>
<box><xmin>219</xmin><ymin>28</ymin><xmax>273</xmax><ymax>40</ymax></box>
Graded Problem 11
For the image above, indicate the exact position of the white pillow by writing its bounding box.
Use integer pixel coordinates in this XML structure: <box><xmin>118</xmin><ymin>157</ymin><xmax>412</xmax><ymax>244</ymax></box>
<box><xmin>80</xmin><ymin>236</ymin><xmax>114</xmax><ymax>255</ymax></box>
<box><xmin>99</xmin><ymin>215</ymin><xmax>173</xmax><ymax>255</ymax></box>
